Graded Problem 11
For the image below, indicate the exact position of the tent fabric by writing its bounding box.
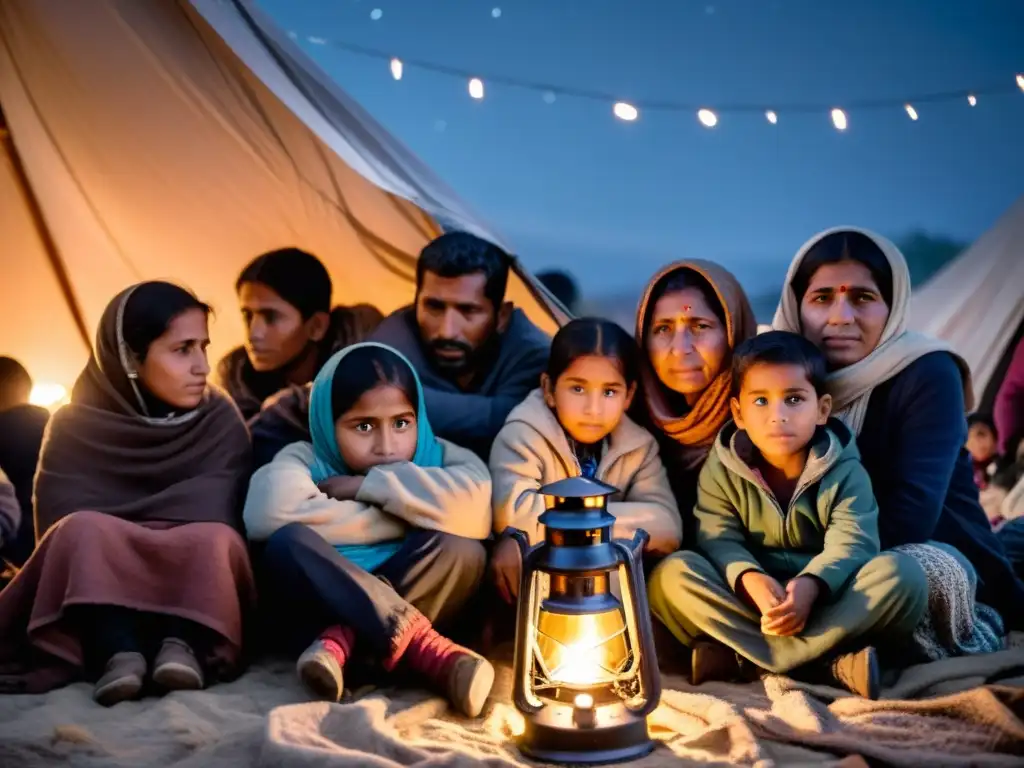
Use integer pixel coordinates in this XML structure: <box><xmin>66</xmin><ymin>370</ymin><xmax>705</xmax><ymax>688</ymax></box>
<box><xmin>0</xmin><ymin>0</ymin><xmax>564</xmax><ymax>393</ymax></box>
<box><xmin>910</xmin><ymin>195</ymin><xmax>1024</xmax><ymax>398</ymax></box>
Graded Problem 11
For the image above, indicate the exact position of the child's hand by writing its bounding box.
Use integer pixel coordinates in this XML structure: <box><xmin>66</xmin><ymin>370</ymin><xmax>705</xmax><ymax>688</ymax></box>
<box><xmin>489</xmin><ymin>535</ymin><xmax>523</xmax><ymax>604</ymax></box>
<box><xmin>761</xmin><ymin>577</ymin><xmax>820</xmax><ymax>637</ymax></box>
<box><xmin>317</xmin><ymin>475</ymin><xmax>365</xmax><ymax>501</ymax></box>
<box><xmin>739</xmin><ymin>571</ymin><xmax>787</xmax><ymax>615</ymax></box>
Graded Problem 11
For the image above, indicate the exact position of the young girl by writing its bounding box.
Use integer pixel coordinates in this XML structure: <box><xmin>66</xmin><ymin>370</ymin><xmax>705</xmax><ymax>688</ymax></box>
<box><xmin>244</xmin><ymin>342</ymin><xmax>494</xmax><ymax>717</ymax></box>
<box><xmin>488</xmin><ymin>318</ymin><xmax>681</xmax><ymax>602</ymax></box>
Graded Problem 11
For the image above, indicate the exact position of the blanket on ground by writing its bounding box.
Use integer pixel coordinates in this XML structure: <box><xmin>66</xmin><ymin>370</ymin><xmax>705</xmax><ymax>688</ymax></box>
<box><xmin>1</xmin><ymin>644</ymin><xmax>1023</xmax><ymax>767</ymax></box>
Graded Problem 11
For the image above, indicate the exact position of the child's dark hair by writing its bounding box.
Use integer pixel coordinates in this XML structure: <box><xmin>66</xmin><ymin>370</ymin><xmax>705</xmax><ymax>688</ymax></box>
<box><xmin>547</xmin><ymin>318</ymin><xmax>641</xmax><ymax>386</ymax></box>
<box><xmin>732</xmin><ymin>331</ymin><xmax>828</xmax><ymax>397</ymax></box>
<box><xmin>330</xmin><ymin>345</ymin><xmax>418</xmax><ymax>422</ymax></box>
<box><xmin>967</xmin><ymin>413</ymin><xmax>997</xmax><ymax>435</ymax></box>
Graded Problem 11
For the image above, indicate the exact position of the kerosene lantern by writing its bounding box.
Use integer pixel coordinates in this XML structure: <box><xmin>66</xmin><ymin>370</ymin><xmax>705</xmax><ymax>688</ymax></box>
<box><xmin>504</xmin><ymin>476</ymin><xmax>661</xmax><ymax>764</ymax></box>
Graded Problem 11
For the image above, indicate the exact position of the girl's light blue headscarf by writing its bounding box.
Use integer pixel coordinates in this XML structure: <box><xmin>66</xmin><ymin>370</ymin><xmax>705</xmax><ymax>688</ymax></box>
<box><xmin>308</xmin><ymin>342</ymin><xmax>443</xmax><ymax>482</ymax></box>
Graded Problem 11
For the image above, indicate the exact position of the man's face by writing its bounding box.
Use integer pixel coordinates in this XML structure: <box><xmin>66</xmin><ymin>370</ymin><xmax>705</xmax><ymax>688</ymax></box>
<box><xmin>414</xmin><ymin>271</ymin><xmax>498</xmax><ymax>376</ymax></box>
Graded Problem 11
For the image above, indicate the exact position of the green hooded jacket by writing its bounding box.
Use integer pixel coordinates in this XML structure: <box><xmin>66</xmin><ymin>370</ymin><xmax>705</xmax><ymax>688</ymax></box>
<box><xmin>695</xmin><ymin>418</ymin><xmax>879</xmax><ymax>596</ymax></box>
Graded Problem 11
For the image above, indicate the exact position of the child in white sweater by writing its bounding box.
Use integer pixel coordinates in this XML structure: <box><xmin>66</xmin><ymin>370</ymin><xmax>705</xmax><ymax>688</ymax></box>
<box><xmin>244</xmin><ymin>342</ymin><xmax>493</xmax><ymax>717</ymax></box>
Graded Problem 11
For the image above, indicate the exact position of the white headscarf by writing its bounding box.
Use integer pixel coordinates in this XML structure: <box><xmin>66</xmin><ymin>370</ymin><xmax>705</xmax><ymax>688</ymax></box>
<box><xmin>773</xmin><ymin>226</ymin><xmax>974</xmax><ymax>435</ymax></box>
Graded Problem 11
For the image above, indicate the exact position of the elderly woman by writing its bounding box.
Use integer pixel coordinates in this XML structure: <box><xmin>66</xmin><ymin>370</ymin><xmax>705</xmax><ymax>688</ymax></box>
<box><xmin>0</xmin><ymin>282</ymin><xmax>255</xmax><ymax>704</ymax></box>
<box><xmin>632</xmin><ymin>260</ymin><xmax>758</xmax><ymax>543</ymax></box>
<box><xmin>774</xmin><ymin>228</ymin><xmax>1023</xmax><ymax>657</ymax></box>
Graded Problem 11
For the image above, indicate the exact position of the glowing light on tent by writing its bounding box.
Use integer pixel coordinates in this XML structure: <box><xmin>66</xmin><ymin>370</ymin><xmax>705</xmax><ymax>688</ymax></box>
<box><xmin>905</xmin><ymin>104</ymin><xmax>919</xmax><ymax>121</ymax></box>
<box><xmin>831</xmin><ymin>108</ymin><xmax>848</xmax><ymax>131</ymax></box>
<box><xmin>1017</xmin><ymin>74</ymin><xmax>1024</xmax><ymax>92</ymax></box>
<box><xmin>468</xmin><ymin>78</ymin><xmax>485</xmax><ymax>99</ymax></box>
<box><xmin>765</xmin><ymin>110</ymin><xmax>778</xmax><ymax>124</ymax></box>
<box><xmin>697</xmin><ymin>108</ymin><xmax>718</xmax><ymax>128</ymax></box>
<box><xmin>390</xmin><ymin>58</ymin><xmax>403</xmax><ymax>80</ymax></box>
<box><xmin>613</xmin><ymin>102</ymin><xmax>638</xmax><ymax>121</ymax></box>
<box><xmin>967</xmin><ymin>94</ymin><xmax>977</xmax><ymax>106</ymax></box>
<box><xmin>30</xmin><ymin>382</ymin><xmax>68</xmax><ymax>410</ymax></box>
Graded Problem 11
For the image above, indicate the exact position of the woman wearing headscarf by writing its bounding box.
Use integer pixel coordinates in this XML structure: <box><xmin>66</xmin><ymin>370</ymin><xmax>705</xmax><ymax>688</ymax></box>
<box><xmin>774</xmin><ymin>228</ymin><xmax>1021</xmax><ymax>657</ymax></box>
<box><xmin>217</xmin><ymin>247</ymin><xmax>384</xmax><ymax>421</ymax></box>
<box><xmin>244</xmin><ymin>342</ymin><xmax>494</xmax><ymax>717</ymax></box>
<box><xmin>632</xmin><ymin>261</ymin><xmax>758</xmax><ymax>544</ymax></box>
<box><xmin>0</xmin><ymin>282</ymin><xmax>254</xmax><ymax>703</ymax></box>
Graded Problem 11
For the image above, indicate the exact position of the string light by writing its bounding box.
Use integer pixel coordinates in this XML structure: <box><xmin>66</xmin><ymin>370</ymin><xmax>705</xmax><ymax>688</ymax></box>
<box><xmin>613</xmin><ymin>102</ymin><xmax>638</xmax><ymax>121</ymax></box>
<box><xmin>697</xmin><ymin>108</ymin><xmax>718</xmax><ymax>128</ymax></box>
<box><xmin>295</xmin><ymin>34</ymin><xmax>1024</xmax><ymax>128</ymax></box>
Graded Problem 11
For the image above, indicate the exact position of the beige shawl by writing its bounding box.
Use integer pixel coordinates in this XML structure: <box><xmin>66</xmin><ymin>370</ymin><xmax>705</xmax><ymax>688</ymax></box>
<box><xmin>772</xmin><ymin>226</ymin><xmax>974</xmax><ymax>435</ymax></box>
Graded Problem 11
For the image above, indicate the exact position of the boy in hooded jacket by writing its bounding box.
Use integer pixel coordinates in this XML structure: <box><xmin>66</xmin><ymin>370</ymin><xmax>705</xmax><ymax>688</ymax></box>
<box><xmin>648</xmin><ymin>332</ymin><xmax>928</xmax><ymax>699</ymax></box>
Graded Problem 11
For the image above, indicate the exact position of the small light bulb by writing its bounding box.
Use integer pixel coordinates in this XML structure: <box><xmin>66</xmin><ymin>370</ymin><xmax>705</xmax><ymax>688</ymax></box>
<box><xmin>905</xmin><ymin>104</ymin><xmax>918</xmax><ymax>121</ymax></box>
<box><xmin>1017</xmin><ymin>74</ymin><xmax>1024</xmax><ymax>92</ymax></box>
<box><xmin>697</xmin><ymin>108</ymin><xmax>718</xmax><ymax>128</ymax></box>
<box><xmin>574</xmin><ymin>693</ymin><xmax>594</xmax><ymax>709</ymax></box>
<box><xmin>968</xmin><ymin>94</ymin><xmax>978</xmax><ymax>107</ymax></box>
<box><xmin>468</xmin><ymin>78</ymin><xmax>484</xmax><ymax>99</ymax></box>
<box><xmin>613</xmin><ymin>102</ymin><xmax>638</xmax><ymax>121</ymax></box>
<box><xmin>765</xmin><ymin>110</ymin><xmax>778</xmax><ymax>125</ymax></box>
<box><xmin>390</xmin><ymin>58</ymin><xmax>403</xmax><ymax>80</ymax></box>
<box><xmin>831</xmin><ymin>108</ymin><xmax>848</xmax><ymax>131</ymax></box>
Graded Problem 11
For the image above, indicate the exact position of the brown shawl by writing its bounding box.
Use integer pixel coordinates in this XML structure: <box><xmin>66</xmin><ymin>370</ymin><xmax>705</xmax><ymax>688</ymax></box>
<box><xmin>634</xmin><ymin>260</ymin><xmax>758</xmax><ymax>471</ymax></box>
<box><xmin>33</xmin><ymin>285</ymin><xmax>252</xmax><ymax>536</ymax></box>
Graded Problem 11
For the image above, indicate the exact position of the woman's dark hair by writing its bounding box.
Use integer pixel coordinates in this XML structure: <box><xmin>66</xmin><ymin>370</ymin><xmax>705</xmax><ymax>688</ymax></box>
<box><xmin>547</xmin><ymin>318</ymin><xmax>641</xmax><ymax>387</ymax></box>
<box><xmin>122</xmin><ymin>282</ymin><xmax>212</xmax><ymax>363</ymax></box>
<box><xmin>647</xmin><ymin>268</ymin><xmax>726</xmax><ymax>330</ymax></box>
<box><xmin>791</xmin><ymin>231</ymin><xmax>894</xmax><ymax>308</ymax></box>
<box><xmin>236</xmin><ymin>247</ymin><xmax>332</xmax><ymax>319</ymax></box>
<box><xmin>732</xmin><ymin>331</ymin><xmax>828</xmax><ymax>397</ymax></box>
<box><xmin>331</xmin><ymin>345</ymin><xmax>419</xmax><ymax>422</ymax></box>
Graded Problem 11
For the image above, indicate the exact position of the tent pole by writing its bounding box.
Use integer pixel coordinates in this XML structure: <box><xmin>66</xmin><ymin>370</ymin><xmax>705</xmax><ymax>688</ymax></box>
<box><xmin>0</xmin><ymin>113</ymin><xmax>92</xmax><ymax>349</ymax></box>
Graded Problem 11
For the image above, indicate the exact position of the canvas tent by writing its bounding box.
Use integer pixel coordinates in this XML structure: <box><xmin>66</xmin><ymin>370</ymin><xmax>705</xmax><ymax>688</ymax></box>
<box><xmin>0</xmin><ymin>0</ymin><xmax>564</xmax><ymax>399</ymax></box>
<box><xmin>910</xmin><ymin>194</ymin><xmax>1024</xmax><ymax>403</ymax></box>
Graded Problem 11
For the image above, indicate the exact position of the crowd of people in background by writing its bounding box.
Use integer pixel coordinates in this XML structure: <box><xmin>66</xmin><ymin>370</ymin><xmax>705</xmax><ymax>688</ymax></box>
<box><xmin>1</xmin><ymin>228</ymin><xmax>1022</xmax><ymax>713</ymax></box>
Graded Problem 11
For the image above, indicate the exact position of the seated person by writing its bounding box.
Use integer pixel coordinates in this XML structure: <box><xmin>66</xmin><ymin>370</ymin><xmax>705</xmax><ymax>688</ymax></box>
<box><xmin>647</xmin><ymin>331</ymin><xmax>928</xmax><ymax>699</ymax></box>
<box><xmin>0</xmin><ymin>471</ymin><xmax>18</xmax><ymax>584</ymax></box>
<box><xmin>966</xmin><ymin>414</ymin><xmax>999</xmax><ymax>490</ymax></box>
<box><xmin>244</xmin><ymin>343</ymin><xmax>494</xmax><ymax>717</ymax></box>
<box><xmin>0</xmin><ymin>357</ymin><xmax>51</xmax><ymax>565</ymax></box>
<box><xmin>488</xmin><ymin>318</ymin><xmax>680</xmax><ymax>603</ymax></box>
<box><xmin>251</xmin><ymin>232</ymin><xmax>551</xmax><ymax>467</ymax></box>
<box><xmin>217</xmin><ymin>247</ymin><xmax>382</xmax><ymax>421</ymax></box>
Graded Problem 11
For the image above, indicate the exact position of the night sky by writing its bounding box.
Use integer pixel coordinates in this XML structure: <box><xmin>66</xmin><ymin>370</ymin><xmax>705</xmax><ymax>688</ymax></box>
<box><xmin>258</xmin><ymin>0</ymin><xmax>1024</xmax><ymax>303</ymax></box>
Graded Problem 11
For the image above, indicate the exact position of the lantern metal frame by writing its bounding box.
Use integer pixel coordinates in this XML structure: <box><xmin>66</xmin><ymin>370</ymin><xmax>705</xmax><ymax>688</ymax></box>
<box><xmin>506</xmin><ymin>476</ymin><xmax>662</xmax><ymax>765</ymax></box>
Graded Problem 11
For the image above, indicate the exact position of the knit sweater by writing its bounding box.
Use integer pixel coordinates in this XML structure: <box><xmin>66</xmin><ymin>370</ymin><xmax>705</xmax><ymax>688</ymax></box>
<box><xmin>696</xmin><ymin>419</ymin><xmax>878</xmax><ymax>597</ymax></box>
<box><xmin>243</xmin><ymin>439</ymin><xmax>493</xmax><ymax>548</ymax></box>
<box><xmin>489</xmin><ymin>389</ymin><xmax>681</xmax><ymax>553</ymax></box>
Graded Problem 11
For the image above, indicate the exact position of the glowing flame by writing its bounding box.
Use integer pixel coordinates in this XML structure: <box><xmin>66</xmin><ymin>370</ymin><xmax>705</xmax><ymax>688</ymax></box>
<box><xmin>29</xmin><ymin>382</ymin><xmax>68</xmax><ymax>410</ymax></box>
<box><xmin>574</xmin><ymin>693</ymin><xmax>594</xmax><ymax>709</ymax></box>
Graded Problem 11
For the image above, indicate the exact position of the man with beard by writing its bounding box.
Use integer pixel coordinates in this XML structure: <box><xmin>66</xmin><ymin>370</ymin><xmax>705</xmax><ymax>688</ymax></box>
<box><xmin>370</xmin><ymin>231</ymin><xmax>550</xmax><ymax>458</ymax></box>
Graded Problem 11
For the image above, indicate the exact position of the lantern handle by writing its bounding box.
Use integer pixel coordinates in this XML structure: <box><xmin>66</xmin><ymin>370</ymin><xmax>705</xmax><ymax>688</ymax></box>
<box><xmin>611</xmin><ymin>536</ymin><xmax>662</xmax><ymax>717</ymax></box>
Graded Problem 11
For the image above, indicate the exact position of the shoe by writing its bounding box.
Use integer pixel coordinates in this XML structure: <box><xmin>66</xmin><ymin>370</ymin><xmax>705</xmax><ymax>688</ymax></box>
<box><xmin>400</xmin><ymin>623</ymin><xmax>495</xmax><ymax>718</ymax></box>
<box><xmin>690</xmin><ymin>637</ymin><xmax>742</xmax><ymax>685</ymax></box>
<box><xmin>152</xmin><ymin>638</ymin><xmax>204</xmax><ymax>691</ymax></box>
<box><xmin>827</xmin><ymin>646</ymin><xmax>880</xmax><ymax>699</ymax></box>
<box><xmin>297</xmin><ymin>625</ymin><xmax>355</xmax><ymax>702</ymax></box>
<box><xmin>93</xmin><ymin>651</ymin><xmax>146</xmax><ymax>706</ymax></box>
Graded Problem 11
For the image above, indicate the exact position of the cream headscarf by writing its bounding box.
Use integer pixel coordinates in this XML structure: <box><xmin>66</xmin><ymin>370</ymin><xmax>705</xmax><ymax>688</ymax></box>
<box><xmin>773</xmin><ymin>226</ymin><xmax>974</xmax><ymax>435</ymax></box>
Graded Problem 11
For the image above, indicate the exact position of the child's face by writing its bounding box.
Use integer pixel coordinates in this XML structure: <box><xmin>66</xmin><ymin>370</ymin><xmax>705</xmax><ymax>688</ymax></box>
<box><xmin>334</xmin><ymin>384</ymin><xmax>418</xmax><ymax>474</ymax></box>
<box><xmin>966</xmin><ymin>423</ymin><xmax>996</xmax><ymax>463</ymax></box>
<box><xmin>730</xmin><ymin>363</ymin><xmax>831</xmax><ymax>462</ymax></box>
<box><xmin>543</xmin><ymin>355</ymin><xmax>636</xmax><ymax>445</ymax></box>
